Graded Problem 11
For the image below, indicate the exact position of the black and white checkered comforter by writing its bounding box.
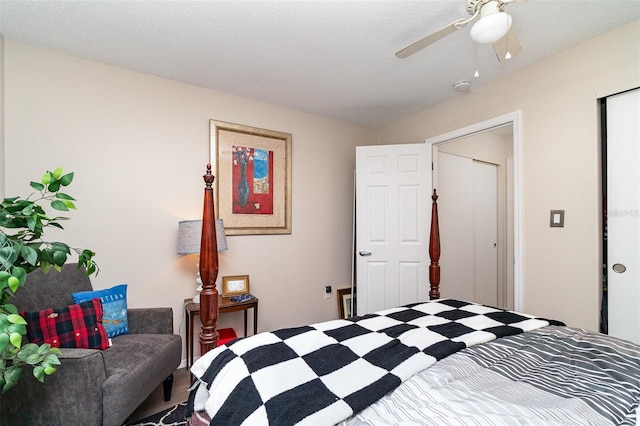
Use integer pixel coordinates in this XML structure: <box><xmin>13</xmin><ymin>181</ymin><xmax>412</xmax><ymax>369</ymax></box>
<box><xmin>188</xmin><ymin>299</ymin><xmax>557</xmax><ymax>425</ymax></box>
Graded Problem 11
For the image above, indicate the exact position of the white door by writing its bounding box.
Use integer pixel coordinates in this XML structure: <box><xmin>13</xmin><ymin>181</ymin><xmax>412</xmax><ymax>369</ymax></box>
<box><xmin>436</xmin><ymin>152</ymin><xmax>498</xmax><ymax>305</ymax></box>
<box><xmin>473</xmin><ymin>161</ymin><xmax>498</xmax><ymax>306</ymax></box>
<box><xmin>355</xmin><ymin>144</ymin><xmax>431</xmax><ymax>315</ymax></box>
<box><xmin>607</xmin><ymin>88</ymin><xmax>640</xmax><ymax>344</ymax></box>
<box><xmin>437</xmin><ymin>152</ymin><xmax>474</xmax><ymax>301</ymax></box>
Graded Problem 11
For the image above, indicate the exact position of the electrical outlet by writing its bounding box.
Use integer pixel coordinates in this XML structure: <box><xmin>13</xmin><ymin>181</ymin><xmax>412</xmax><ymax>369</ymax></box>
<box><xmin>325</xmin><ymin>285</ymin><xmax>331</xmax><ymax>299</ymax></box>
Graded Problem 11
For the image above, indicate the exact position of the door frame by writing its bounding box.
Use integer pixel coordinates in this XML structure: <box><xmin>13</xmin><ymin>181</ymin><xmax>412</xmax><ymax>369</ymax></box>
<box><xmin>425</xmin><ymin>111</ymin><xmax>523</xmax><ymax>311</ymax></box>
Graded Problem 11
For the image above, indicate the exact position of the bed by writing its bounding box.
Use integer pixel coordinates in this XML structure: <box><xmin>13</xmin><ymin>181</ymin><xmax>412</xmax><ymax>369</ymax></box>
<box><xmin>187</xmin><ymin>165</ymin><xmax>640</xmax><ymax>425</ymax></box>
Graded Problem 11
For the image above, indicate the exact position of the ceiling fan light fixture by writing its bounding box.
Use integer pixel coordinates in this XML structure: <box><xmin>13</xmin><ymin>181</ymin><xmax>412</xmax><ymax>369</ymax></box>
<box><xmin>470</xmin><ymin>11</ymin><xmax>512</xmax><ymax>44</ymax></box>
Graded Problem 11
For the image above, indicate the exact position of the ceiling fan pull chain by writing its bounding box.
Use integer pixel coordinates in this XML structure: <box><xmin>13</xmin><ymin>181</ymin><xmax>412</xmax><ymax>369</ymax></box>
<box><xmin>474</xmin><ymin>44</ymin><xmax>480</xmax><ymax>78</ymax></box>
<box><xmin>504</xmin><ymin>11</ymin><xmax>512</xmax><ymax>59</ymax></box>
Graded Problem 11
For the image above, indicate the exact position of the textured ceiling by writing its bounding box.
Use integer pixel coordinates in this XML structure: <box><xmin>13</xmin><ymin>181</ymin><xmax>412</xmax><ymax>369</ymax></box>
<box><xmin>1</xmin><ymin>0</ymin><xmax>639</xmax><ymax>128</ymax></box>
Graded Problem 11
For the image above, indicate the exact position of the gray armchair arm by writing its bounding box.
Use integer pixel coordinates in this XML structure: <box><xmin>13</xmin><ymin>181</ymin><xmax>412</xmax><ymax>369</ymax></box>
<box><xmin>1</xmin><ymin>349</ymin><xmax>107</xmax><ymax>426</ymax></box>
<box><xmin>127</xmin><ymin>307</ymin><xmax>174</xmax><ymax>334</ymax></box>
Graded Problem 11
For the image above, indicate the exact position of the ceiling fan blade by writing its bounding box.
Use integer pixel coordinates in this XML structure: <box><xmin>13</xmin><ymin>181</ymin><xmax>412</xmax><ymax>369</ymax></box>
<box><xmin>493</xmin><ymin>26</ymin><xmax>522</xmax><ymax>62</ymax></box>
<box><xmin>396</xmin><ymin>18</ymin><xmax>470</xmax><ymax>59</ymax></box>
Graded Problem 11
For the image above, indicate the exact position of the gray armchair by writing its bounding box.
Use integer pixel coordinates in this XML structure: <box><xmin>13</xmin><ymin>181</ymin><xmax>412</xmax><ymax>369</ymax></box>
<box><xmin>0</xmin><ymin>265</ymin><xmax>182</xmax><ymax>426</ymax></box>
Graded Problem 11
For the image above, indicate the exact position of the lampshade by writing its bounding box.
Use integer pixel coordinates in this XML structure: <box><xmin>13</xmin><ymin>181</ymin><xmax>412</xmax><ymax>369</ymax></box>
<box><xmin>177</xmin><ymin>219</ymin><xmax>228</xmax><ymax>254</ymax></box>
<box><xmin>470</xmin><ymin>11</ymin><xmax>512</xmax><ymax>45</ymax></box>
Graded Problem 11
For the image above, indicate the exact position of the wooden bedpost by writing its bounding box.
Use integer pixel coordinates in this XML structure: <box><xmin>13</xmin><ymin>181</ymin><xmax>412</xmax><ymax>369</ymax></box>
<box><xmin>429</xmin><ymin>189</ymin><xmax>441</xmax><ymax>300</ymax></box>
<box><xmin>199</xmin><ymin>164</ymin><xmax>219</xmax><ymax>353</ymax></box>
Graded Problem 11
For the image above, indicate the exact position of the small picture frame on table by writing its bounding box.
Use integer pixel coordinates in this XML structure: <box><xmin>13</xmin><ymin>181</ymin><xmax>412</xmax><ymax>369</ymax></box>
<box><xmin>222</xmin><ymin>275</ymin><xmax>250</xmax><ymax>297</ymax></box>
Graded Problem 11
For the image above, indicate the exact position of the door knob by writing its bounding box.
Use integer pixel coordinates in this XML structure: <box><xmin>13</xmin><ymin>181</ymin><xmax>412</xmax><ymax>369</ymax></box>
<box><xmin>359</xmin><ymin>250</ymin><xmax>372</xmax><ymax>256</ymax></box>
<box><xmin>612</xmin><ymin>263</ymin><xmax>626</xmax><ymax>273</ymax></box>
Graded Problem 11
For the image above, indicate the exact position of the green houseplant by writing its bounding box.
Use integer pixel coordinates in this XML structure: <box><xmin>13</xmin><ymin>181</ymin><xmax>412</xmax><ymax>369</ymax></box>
<box><xmin>0</xmin><ymin>167</ymin><xmax>97</xmax><ymax>393</ymax></box>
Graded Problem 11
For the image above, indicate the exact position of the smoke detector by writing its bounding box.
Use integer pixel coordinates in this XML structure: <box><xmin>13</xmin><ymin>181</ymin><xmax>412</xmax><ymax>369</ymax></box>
<box><xmin>454</xmin><ymin>80</ymin><xmax>472</xmax><ymax>92</ymax></box>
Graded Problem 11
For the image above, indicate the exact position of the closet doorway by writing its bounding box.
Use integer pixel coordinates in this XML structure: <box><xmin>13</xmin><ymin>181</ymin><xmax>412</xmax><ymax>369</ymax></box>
<box><xmin>427</xmin><ymin>112</ymin><xmax>521</xmax><ymax>311</ymax></box>
<box><xmin>436</xmin><ymin>152</ymin><xmax>502</xmax><ymax>307</ymax></box>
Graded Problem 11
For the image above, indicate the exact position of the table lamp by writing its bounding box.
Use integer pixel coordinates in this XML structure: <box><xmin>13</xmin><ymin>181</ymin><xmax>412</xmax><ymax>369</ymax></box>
<box><xmin>177</xmin><ymin>218</ymin><xmax>228</xmax><ymax>302</ymax></box>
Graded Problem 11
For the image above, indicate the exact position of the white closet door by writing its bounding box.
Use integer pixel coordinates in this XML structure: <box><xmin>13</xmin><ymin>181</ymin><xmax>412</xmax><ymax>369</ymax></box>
<box><xmin>607</xmin><ymin>88</ymin><xmax>640</xmax><ymax>344</ymax></box>
<box><xmin>473</xmin><ymin>161</ymin><xmax>498</xmax><ymax>307</ymax></box>
<box><xmin>437</xmin><ymin>153</ymin><xmax>498</xmax><ymax>305</ymax></box>
<box><xmin>437</xmin><ymin>152</ymin><xmax>474</xmax><ymax>301</ymax></box>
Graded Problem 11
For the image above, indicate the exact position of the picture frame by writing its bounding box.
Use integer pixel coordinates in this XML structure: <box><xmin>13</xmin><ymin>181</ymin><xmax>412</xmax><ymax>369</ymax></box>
<box><xmin>337</xmin><ymin>287</ymin><xmax>356</xmax><ymax>319</ymax></box>
<box><xmin>221</xmin><ymin>275</ymin><xmax>250</xmax><ymax>297</ymax></box>
<box><xmin>211</xmin><ymin>120</ymin><xmax>292</xmax><ymax>235</ymax></box>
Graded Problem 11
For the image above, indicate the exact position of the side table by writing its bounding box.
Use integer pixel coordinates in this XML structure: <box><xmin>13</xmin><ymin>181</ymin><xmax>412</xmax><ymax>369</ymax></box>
<box><xmin>184</xmin><ymin>295</ymin><xmax>259</xmax><ymax>368</ymax></box>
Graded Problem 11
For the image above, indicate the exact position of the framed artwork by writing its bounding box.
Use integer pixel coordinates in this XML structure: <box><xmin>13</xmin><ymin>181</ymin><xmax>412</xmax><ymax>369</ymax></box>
<box><xmin>337</xmin><ymin>287</ymin><xmax>356</xmax><ymax>319</ymax></box>
<box><xmin>211</xmin><ymin>120</ymin><xmax>292</xmax><ymax>235</ymax></box>
<box><xmin>222</xmin><ymin>275</ymin><xmax>250</xmax><ymax>297</ymax></box>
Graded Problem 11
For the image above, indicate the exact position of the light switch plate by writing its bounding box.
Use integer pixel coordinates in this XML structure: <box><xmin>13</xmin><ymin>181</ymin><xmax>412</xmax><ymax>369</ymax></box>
<box><xmin>550</xmin><ymin>210</ymin><xmax>565</xmax><ymax>227</ymax></box>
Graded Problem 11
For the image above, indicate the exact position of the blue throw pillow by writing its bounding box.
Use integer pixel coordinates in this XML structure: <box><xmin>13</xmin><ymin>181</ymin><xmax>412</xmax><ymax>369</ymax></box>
<box><xmin>72</xmin><ymin>284</ymin><xmax>128</xmax><ymax>337</ymax></box>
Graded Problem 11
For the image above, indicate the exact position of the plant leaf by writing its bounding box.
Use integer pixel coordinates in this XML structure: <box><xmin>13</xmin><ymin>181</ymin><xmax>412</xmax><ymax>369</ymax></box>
<box><xmin>9</xmin><ymin>332</ymin><xmax>22</xmax><ymax>348</ymax></box>
<box><xmin>26</xmin><ymin>353</ymin><xmax>44</xmax><ymax>365</ymax></box>
<box><xmin>21</xmin><ymin>245</ymin><xmax>39</xmax><ymax>266</ymax></box>
<box><xmin>61</xmin><ymin>200</ymin><xmax>77</xmax><ymax>210</ymax></box>
<box><xmin>12</xmin><ymin>266</ymin><xmax>26</xmax><ymax>283</ymax></box>
<box><xmin>7</xmin><ymin>277</ymin><xmax>20</xmax><ymax>293</ymax></box>
<box><xmin>0</xmin><ymin>247</ymin><xmax>14</xmax><ymax>265</ymax></box>
<box><xmin>43</xmin><ymin>354</ymin><xmax>61</xmax><ymax>365</ymax></box>
<box><xmin>50</xmin><ymin>200</ymin><xmax>69</xmax><ymax>211</ymax></box>
<box><xmin>33</xmin><ymin>365</ymin><xmax>45</xmax><ymax>382</ymax></box>
<box><xmin>52</xmin><ymin>167</ymin><xmax>64</xmax><ymax>180</ymax></box>
<box><xmin>47</xmin><ymin>180</ymin><xmax>60</xmax><ymax>193</ymax></box>
<box><xmin>52</xmin><ymin>250</ymin><xmax>67</xmax><ymax>266</ymax></box>
<box><xmin>41</xmin><ymin>171</ymin><xmax>52</xmax><ymax>185</ymax></box>
<box><xmin>29</xmin><ymin>181</ymin><xmax>45</xmax><ymax>191</ymax></box>
<box><xmin>7</xmin><ymin>314</ymin><xmax>27</xmax><ymax>325</ymax></box>
<box><xmin>51</xmin><ymin>242</ymin><xmax>70</xmax><ymax>253</ymax></box>
<box><xmin>3</xmin><ymin>303</ymin><xmax>18</xmax><ymax>315</ymax></box>
<box><xmin>54</xmin><ymin>193</ymin><xmax>75</xmax><ymax>201</ymax></box>
<box><xmin>3</xmin><ymin>366</ymin><xmax>23</xmax><ymax>392</ymax></box>
<box><xmin>59</xmin><ymin>172</ymin><xmax>74</xmax><ymax>186</ymax></box>
<box><xmin>0</xmin><ymin>333</ymin><xmax>9</xmax><ymax>353</ymax></box>
<box><xmin>26</xmin><ymin>214</ymin><xmax>37</xmax><ymax>231</ymax></box>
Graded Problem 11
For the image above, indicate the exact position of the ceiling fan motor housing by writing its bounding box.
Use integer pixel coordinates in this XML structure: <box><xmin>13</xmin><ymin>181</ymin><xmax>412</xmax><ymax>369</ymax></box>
<box><xmin>467</xmin><ymin>0</ymin><xmax>487</xmax><ymax>15</ymax></box>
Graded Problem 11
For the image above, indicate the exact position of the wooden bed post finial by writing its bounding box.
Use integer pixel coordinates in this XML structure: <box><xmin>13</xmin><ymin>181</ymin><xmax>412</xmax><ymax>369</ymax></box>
<box><xmin>199</xmin><ymin>163</ymin><xmax>220</xmax><ymax>353</ymax></box>
<box><xmin>429</xmin><ymin>189</ymin><xmax>441</xmax><ymax>300</ymax></box>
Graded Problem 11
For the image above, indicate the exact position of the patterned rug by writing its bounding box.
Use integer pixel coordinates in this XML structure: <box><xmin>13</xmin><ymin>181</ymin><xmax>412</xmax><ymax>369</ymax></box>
<box><xmin>125</xmin><ymin>402</ymin><xmax>187</xmax><ymax>426</ymax></box>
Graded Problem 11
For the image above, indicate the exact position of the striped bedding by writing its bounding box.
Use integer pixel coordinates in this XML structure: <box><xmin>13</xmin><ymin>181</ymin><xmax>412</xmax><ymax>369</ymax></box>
<box><xmin>186</xmin><ymin>322</ymin><xmax>640</xmax><ymax>426</ymax></box>
<box><xmin>342</xmin><ymin>326</ymin><xmax>640</xmax><ymax>426</ymax></box>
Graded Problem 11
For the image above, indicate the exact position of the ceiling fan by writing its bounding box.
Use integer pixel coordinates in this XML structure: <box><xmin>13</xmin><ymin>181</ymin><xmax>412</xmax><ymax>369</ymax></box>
<box><xmin>396</xmin><ymin>0</ymin><xmax>523</xmax><ymax>62</ymax></box>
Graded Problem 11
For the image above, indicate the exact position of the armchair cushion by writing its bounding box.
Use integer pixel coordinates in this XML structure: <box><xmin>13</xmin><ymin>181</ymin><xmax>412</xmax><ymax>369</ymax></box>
<box><xmin>1</xmin><ymin>348</ymin><xmax>108</xmax><ymax>426</ymax></box>
<box><xmin>22</xmin><ymin>298</ymin><xmax>110</xmax><ymax>350</ymax></box>
<box><xmin>128</xmin><ymin>307</ymin><xmax>174</xmax><ymax>334</ymax></box>
<box><xmin>72</xmin><ymin>283</ymin><xmax>129</xmax><ymax>337</ymax></box>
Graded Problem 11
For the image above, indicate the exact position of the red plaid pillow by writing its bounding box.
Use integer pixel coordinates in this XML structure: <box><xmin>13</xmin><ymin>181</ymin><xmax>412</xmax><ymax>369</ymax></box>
<box><xmin>22</xmin><ymin>298</ymin><xmax>110</xmax><ymax>350</ymax></box>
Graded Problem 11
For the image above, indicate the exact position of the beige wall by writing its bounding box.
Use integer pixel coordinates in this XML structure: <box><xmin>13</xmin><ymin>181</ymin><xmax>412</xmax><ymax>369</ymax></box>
<box><xmin>2</xmin><ymin>41</ymin><xmax>374</xmax><ymax>361</ymax></box>
<box><xmin>378</xmin><ymin>20</ymin><xmax>640</xmax><ymax>330</ymax></box>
